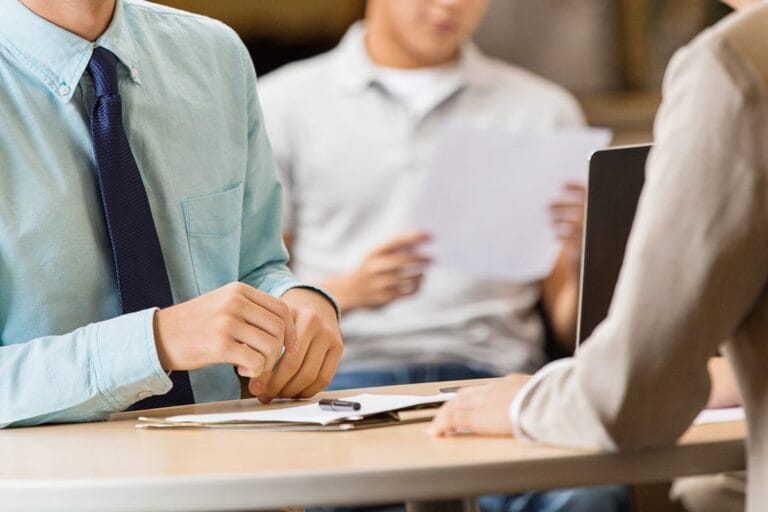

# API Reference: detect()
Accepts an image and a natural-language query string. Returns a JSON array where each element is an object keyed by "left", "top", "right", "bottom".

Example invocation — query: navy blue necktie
[{"left": 88, "top": 47, "right": 194, "bottom": 409}]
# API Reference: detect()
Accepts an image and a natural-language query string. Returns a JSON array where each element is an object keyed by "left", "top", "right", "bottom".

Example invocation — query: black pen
[
  {"left": 318, "top": 399, "right": 362, "bottom": 412},
  {"left": 439, "top": 384, "right": 487, "bottom": 393}
]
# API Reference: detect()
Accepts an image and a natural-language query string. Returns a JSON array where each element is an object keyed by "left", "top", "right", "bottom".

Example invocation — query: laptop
[{"left": 576, "top": 145, "right": 651, "bottom": 345}]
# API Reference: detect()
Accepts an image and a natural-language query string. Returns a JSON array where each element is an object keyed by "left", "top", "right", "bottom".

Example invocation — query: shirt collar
[
  {"left": 333, "top": 21, "right": 494, "bottom": 95},
  {"left": 0, "top": 0, "right": 141, "bottom": 104}
]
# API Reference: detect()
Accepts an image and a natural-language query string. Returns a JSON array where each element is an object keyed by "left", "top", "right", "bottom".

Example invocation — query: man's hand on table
[
  {"left": 250, "top": 287, "right": 343, "bottom": 403},
  {"left": 430, "top": 374, "right": 530, "bottom": 437},
  {"left": 154, "top": 282, "right": 295, "bottom": 379}
]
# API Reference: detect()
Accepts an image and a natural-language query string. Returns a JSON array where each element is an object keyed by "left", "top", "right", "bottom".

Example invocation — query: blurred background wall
[
  {"left": 153, "top": 0, "right": 732, "bottom": 144},
  {"left": 475, "top": 0, "right": 619, "bottom": 92}
]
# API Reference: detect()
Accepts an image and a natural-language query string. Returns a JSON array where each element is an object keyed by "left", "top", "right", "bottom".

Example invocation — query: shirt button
[
  {"left": 58, "top": 84, "right": 71, "bottom": 96},
  {"left": 131, "top": 66, "right": 140, "bottom": 80},
  {"left": 136, "top": 391, "right": 153, "bottom": 400}
]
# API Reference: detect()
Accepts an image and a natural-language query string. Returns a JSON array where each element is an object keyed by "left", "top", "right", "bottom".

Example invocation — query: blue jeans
[
  {"left": 326, "top": 362, "right": 496, "bottom": 390},
  {"left": 317, "top": 363, "right": 631, "bottom": 512},
  {"left": 479, "top": 486, "right": 630, "bottom": 512}
]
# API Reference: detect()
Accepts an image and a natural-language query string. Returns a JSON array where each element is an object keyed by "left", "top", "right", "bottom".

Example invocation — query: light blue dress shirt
[{"left": 0, "top": 0, "right": 304, "bottom": 427}]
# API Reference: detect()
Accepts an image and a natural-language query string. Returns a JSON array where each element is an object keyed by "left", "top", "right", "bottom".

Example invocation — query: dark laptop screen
[{"left": 577, "top": 145, "right": 650, "bottom": 344}]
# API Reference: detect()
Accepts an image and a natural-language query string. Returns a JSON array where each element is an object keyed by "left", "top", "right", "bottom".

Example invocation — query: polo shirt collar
[
  {"left": 458, "top": 42, "right": 497, "bottom": 90},
  {"left": 332, "top": 22, "right": 376, "bottom": 93},
  {"left": 0, "top": 0, "right": 141, "bottom": 104},
  {"left": 333, "top": 21, "right": 493, "bottom": 94}
]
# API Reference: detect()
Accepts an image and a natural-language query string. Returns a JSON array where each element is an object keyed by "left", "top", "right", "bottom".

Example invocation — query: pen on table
[
  {"left": 439, "top": 384, "right": 487, "bottom": 393},
  {"left": 319, "top": 399, "right": 362, "bottom": 412}
]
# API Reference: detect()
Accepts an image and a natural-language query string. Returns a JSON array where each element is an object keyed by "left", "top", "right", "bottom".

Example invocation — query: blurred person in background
[{"left": 260, "top": 0, "right": 627, "bottom": 511}]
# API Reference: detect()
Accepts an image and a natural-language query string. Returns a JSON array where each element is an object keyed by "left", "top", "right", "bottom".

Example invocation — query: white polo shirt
[{"left": 259, "top": 22, "right": 585, "bottom": 374}]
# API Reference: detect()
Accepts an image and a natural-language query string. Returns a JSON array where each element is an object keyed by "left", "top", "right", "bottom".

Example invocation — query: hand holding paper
[
  {"left": 549, "top": 181, "right": 588, "bottom": 272},
  {"left": 321, "top": 231, "right": 432, "bottom": 312},
  {"left": 410, "top": 127, "right": 611, "bottom": 282}
]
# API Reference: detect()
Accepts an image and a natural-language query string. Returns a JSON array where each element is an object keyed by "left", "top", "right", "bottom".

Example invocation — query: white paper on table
[
  {"left": 694, "top": 406, "right": 745, "bottom": 425},
  {"left": 156, "top": 393, "right": 454, "bottom": 426},
  {"left": 410, "top": 127, "right": 612, "bottom": 282}
]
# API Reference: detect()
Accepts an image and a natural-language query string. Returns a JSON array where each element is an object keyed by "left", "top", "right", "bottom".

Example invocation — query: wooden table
[{"left": 0, "top": 380, "right": 746, "bottom": 512}]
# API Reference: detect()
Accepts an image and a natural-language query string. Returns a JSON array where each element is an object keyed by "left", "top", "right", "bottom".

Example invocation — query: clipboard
[{"left": 136, "top": 393, "right": 451, "bottom": 431}]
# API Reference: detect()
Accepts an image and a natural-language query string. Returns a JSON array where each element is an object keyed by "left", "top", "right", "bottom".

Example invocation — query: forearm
[
  {"left": 707, "top": 357, "right": 742, "bottom": 409},
  {"left": 541, "top": 248, "right": 579, "bottom": 354},
  {"left": 0, "top": 310, "right": 171, "bottom": 428},
  {"left": 320, "top": 273, "right": 362, "bottom": 313}
]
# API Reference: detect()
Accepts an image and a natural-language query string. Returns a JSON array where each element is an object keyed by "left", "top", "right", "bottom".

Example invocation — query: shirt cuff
[
  {"left": 92, "top": 308, "right": 173, "bottom": 410},
  {"left": 509, "top": 357, "right": 575, "bottom": 441}
]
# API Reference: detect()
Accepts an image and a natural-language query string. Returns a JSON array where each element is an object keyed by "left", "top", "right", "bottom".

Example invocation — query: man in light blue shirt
[{"left": 0, "top": 0, "right": 342, "bottom": 428}]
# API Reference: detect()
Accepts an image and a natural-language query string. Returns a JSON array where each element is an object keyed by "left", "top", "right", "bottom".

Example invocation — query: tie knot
[{"left": 88, "top": 46, "right": 119, "bottom": 97}]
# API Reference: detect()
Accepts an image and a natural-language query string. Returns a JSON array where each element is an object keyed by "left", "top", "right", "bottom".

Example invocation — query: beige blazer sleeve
[{"left": 514, "top": 22, "right": 768, "bottom": 452}]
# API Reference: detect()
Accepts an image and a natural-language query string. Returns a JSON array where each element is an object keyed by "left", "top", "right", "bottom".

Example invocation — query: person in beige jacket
[{"left": 432, "top": 2, "right": 768, "bottom": 512}]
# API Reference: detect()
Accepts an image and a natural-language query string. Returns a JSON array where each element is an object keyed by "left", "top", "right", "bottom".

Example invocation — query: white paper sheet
[
  {"left": 410, "top": 127, "right": 612, "bottom": 282},
  {"left": 158, "top": 393, "right": 454, "bottom": 426},
  {"left": 694, "top": 407, "right": 745, "bottom": 425}
]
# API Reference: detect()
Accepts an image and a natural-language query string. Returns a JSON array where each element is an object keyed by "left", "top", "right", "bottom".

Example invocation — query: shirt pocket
[{"left": 182, "top": 182, "right": 244, "bottom": 295}]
